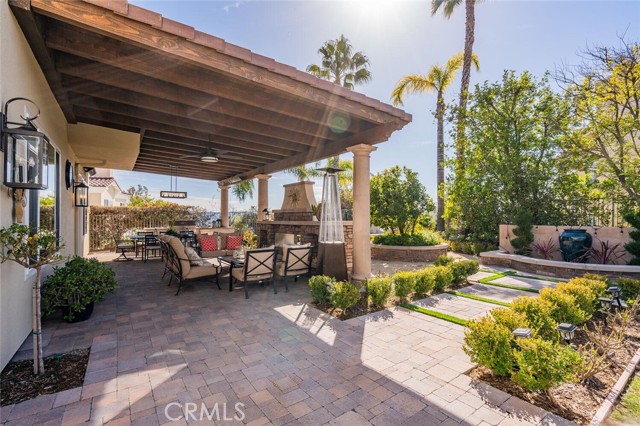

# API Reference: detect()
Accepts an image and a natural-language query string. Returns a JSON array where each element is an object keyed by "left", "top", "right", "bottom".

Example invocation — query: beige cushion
[
  {"left": 167, "top": 236, "right": 190, "bottom": 276},
  {"left": 232, "top": 267, "right": 273, "bottom": 282},
  {"left": 185, "top": 246, "right": 207, "bottom": 266},
  {"left": 185, "top": 265, "right": 219, "bottom": 280},
  {"left": 281, "top": 243, "right": 310, "bottom": 261}
]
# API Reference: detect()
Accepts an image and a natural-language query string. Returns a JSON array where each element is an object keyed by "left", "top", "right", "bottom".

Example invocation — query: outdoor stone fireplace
[{"left": 256, "top": 181, "right": 353, "bottom": 272}]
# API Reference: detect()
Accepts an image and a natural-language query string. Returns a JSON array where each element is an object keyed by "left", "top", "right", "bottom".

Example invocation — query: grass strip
[
  {"left": 399, "top": 303, "right": 468, "bottom": 326},
  {"left": 446, "top": 291, "right": 511, "bottom": 307},
  {"left": 479, "top": 281, "right": 540, "bottom": 294},
  {"left": 613, "top": 373, "right": 640, "bottom": 421}
]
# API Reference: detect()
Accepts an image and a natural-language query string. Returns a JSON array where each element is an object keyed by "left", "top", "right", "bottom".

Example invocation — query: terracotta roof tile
[{"left": 89, "top": 177, "right": 116, "bottom": 188}]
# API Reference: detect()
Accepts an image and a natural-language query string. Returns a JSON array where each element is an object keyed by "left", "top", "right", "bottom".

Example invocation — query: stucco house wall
[{"left": 0, "top": 2, "right": 81, "bottom": 370}]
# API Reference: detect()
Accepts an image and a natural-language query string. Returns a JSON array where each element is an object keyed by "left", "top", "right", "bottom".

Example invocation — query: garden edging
[
  {"left": 480, "top": 250, "right": 640, "bottom": 279},
  {"left": 590, "top": 347, "right": 640, "bottom": 426},
  {"left": 371, "top": 243, "right": 449, "bottom": 262}
]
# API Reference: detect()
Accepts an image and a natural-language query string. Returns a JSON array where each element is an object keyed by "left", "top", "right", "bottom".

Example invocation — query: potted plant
[
  {"left": 0, "top": 224, "right": 62, "bottom": 375},
  {"left": 42, "top": 256, "right": 117, "bottom": 322}
]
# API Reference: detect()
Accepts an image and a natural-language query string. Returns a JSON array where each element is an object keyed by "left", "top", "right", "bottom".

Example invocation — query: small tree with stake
[
  {"left": 0, "top": 224, "right": 62, "bottom": 375},
  {"left": 623, "top": 209, "right": 640, "bottom": 265}
]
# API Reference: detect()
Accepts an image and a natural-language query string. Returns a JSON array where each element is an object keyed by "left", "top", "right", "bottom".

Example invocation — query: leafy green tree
[
  {"left": 446, "top": 71, "right": 592, "bottom": 245},
  {"left": 306, "top": 34, "right": 372, "bottom": 89},
  {"left": 432, "top": 0, "right": 481, "bottom": 167},
  {"left": 370, "top": 166, "right": 435, "bottom": 234},
  {"left": 391, "top": 52, "right": 479, "bottom": 232},
  {"left": 127, "top": 185, "right": 155, "bottom": 207},
  {"left": 556, "top": 39, "right": 640, "bottom": 202}
]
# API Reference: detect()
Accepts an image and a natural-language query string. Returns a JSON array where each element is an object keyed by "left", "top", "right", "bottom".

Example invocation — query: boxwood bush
[
  {"left": 329, "top": 281, "right": 360, "bottom": 311},
  {"left": 510, "top": 296, "right": 558, "bottom": 341},
  {"left": 449, "top": 260, "right": 479, "bottom": 284},
  {"left": 414, "top": 268, "right": 436, "bottom": 295},
  {"left": 393, "top": 271, "right": 416, "bottom": 300},
  {"left": 464, "top": 316, "right": 515, "bottom": 377},
  {"left": 309, "top": 275, "right": 332, "bottom": 303},
  {"left": 367, "top": 277, "right": 393, "bottom": 308},
  {"left": 617, "top": 278, "right": 640, "bottom": 302},
  {"left": 372, "top": 232, "right": 440, "bottom": 246},
  {"left": 432, "top": 266, "right": 454, "bottom": 292},
  {"left": 539, "top": 288, "right": 591, "bottom": 325}
]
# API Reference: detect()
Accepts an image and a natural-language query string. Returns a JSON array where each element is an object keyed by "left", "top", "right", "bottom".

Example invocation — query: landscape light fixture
[
  {"left": 512, "top": 328, "right": 532, "bottom": 339},
  {"left": 161, "top": 166, "right": 187, "bottom": 199},
  {"left": 556, "top": 323, "right": 577, "bottom": 344},
  {"left": 2, "top": 97, "right": 49, "bottom": 190},
  {"left": 606, "top": 286, "right": 627, "bottom": 309},
  {"left": 598, "top": 297, "right": 613, "bottom": 311}
]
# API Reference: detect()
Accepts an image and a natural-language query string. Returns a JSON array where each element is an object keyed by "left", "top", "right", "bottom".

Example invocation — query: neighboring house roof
[{"left": 88, "top": 177, "right": 130, "bottom": 196}]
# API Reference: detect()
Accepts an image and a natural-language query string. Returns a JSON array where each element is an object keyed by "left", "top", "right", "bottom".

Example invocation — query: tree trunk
[
  {"left": 436, "top": 91, "right": 446, "bottom": 232},
  {"left": 32, "top": 267, "right": 44, "bottom": 375},
  {"left": 456, "top": 0, "right": 476, "bottom": 169}
]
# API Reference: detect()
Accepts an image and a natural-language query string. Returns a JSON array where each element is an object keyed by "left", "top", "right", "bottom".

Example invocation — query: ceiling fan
[{"left": 179, "top": 146, "right": 241, "bottom": 163}]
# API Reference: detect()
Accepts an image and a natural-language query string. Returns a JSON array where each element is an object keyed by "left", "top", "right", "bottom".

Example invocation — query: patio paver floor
[{"left": 1, "top": 253, "right": 575, "bottom": 425}]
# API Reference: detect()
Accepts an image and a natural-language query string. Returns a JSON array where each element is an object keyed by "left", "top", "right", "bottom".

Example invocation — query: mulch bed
[
  {"left": 469, "top": 313, "right": 640, "bottom": 425},
  {"left": 0, "top": 348, "right": 90, "bottom": 407}
]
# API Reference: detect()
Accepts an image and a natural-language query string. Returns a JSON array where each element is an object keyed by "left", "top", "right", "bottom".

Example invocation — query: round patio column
[
  {"left": 347, "top": 144, "right": 377, "bottom": 282},
  {"left": 256, "top": 174, "right": 271, "bottom": 221},
  {"left": 219, "top": 183, "right": 230, "bottom": 228}
]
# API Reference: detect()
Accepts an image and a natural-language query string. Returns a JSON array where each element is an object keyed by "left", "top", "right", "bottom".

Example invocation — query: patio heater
[{"left": 317, "top": 167, "right": 347, "bottom": 281}]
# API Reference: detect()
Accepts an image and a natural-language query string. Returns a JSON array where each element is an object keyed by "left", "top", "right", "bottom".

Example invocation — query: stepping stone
[
  {"left": 490, "top": 275, "right": 558, "bottom": 292},
  {"left": 455, "top": 283, "right": 536, "bottom": 304},
  {"left": 411, "top": 293, "right": 498, "bottom": 321}
]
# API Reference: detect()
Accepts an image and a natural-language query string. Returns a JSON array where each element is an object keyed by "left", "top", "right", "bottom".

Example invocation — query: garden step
[
  {"left": 454, "top": 283, "right": 536, "bottom": 304},
  {"left": 487, "top": 275, "right": 558, "bottom": 292},
  {"left": 411, "top": 292, "right": 498, "bottom": 321}
]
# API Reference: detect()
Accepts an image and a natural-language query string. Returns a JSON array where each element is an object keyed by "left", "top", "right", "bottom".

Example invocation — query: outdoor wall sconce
[
  {"left": 262, "top": 208, "right": 269, "bottom": 221},
  {"left": 2, "top": 98, "right": 49, "bottom": 190},
  {"left": 512, "top": 328, "right": 532, "bottom": 339},
  {"left": 74, "top": 181, "right": 89, "bottom": 207},
  {"left": 556, "top": 323, "right": 577, "bottom": 344}
]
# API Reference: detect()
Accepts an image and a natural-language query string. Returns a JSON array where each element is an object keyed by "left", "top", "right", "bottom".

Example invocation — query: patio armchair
[
  {"left": 164, "top": 235, "right": 221, "bottom": 295},
  {"left": 231, "top": 247, "right": 278, "bottom": 299},
  {"left": 276, "top": 245, "right": 313, "bottom": 292},
  {"left": 114, "top": 237, "right": 134, "bottom": 262}
]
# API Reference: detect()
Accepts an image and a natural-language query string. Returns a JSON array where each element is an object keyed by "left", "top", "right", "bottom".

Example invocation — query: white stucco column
[
  {"left": 346, "top": 144, "right": 377, "bottom": 281},
  {"left": 256, "top": 174, "right": 271, "bottom": 221},
  {"left": 219, "top": 183, "right": 230, "bottom": 228}
]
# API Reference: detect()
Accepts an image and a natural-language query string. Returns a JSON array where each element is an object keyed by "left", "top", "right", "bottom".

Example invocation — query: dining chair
[
  {"left": 276, "top": 245, "right": 313, "bottom": 292},
  {"left": 136, "top": 231, "right": 154, "bottom": 257},
  {"left": 231, "top": 247, "right": 277, "bottom": 299},
  {"left": 143, "top": 234, "right": 162, "bottom": 262},
  {"left": 114, "top": 237, "right": 134, "bottom": 261}
]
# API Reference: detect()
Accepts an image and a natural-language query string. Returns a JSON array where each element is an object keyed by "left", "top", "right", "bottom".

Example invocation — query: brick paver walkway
[{"left": 1, "top": 255, "right": 575, "bottom": 425}]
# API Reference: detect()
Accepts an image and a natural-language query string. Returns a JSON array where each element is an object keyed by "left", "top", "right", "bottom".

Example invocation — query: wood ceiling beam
[
  {"left": 59, "top": 70, "right": 340, "bottom": 140},
  {"left": 135, "top": 155, "right": 246, "bottom": 175},
  {"left": 65, "top": 86, "right": 325, "bottom": 148},
  {"left": 33, "top": 1, "right": 408, "bottom": 124},
  {"left": 72, "top": 106, "right": 304, "bottom": 158},
  {"left": 137, "top": 148, "right": 261, "bottom": 170},
  {"left": 8, "top": 0, "right": 76, "bottom": 122},
  {"left": 132, "top": 162, "right": 223, "bottom": 181},
  {"left": 139, "top": 140, "right": 267, "bottom": 166}
]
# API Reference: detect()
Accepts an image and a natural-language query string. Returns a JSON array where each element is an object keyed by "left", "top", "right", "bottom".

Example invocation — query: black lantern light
[
  {"left": 607, "top": 286, "right": 628, "bottom": 309},
  {"left": 74, "top": 181, "right": 89, "bottom": 207},
  {"left": 262, "top": 208, "right": 269, "bottom": 221},
  {"left": 2, "top": 98, "right": 48, "bottom": 190},
  {"left": 512, "top": 328, "right": 532, "bottom": 339},
  {"left": 598, "top": 296, "right": 613, "bottom": 311},
  {"left": 556, "top": 323, "right": 577, "bottom": 344}
]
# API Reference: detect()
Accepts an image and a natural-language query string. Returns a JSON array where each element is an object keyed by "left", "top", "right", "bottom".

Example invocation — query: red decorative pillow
[
  {"left": 199, "top": 235, "right": 217, "bottom": 251},
  {"left": 226, "top": 235, "right": 243, "bottom": 250}
]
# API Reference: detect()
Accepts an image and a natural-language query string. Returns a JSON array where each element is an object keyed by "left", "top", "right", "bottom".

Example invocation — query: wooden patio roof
[{"left": 9, "top": 0, "right": 411, "bottom": 182}]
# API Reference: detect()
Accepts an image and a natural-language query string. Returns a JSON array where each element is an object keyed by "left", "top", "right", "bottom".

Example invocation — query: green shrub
[
  {"left": 491, "top": 307, "right": 528, "bottom": 331},
  {"left": 510, "top": 296, "right": 557, "bottom": 341},
  {"left": 434, "top": 255, "right": 454, "bottom": 267},
  {"left": 414, "top": 268, "right": 436, "bottom": 295},
  {"left": 432, "top": 266, "right": 454, "bottom": 291},
  {"left": 617, "top": 278, "right": 640, "bottom": 301},
  {"left": 42, "top": 256, "right": 117, "bottom": 322},
  {"left": 510, "top": 211, "right": 534, "bottom": 255},
  {"left": 512, "top": 337, "right": 583, "bottom": 391},
  {"left": 393, "top": 271, "right": 416, "bottom": 300},
  {"left": 464, "top": 316, "right": 515, "bottom": 377},
  {"left": 582, "top": 273, "right": 610, "bottom": 285},
  {"left": 309, "top": 275, "right": 332, "bottom": 303},
  {"left": 623, "top": 209, "right": 640, "bottom": 265},
  {"left": 569, "top": 277, "right": 607, "bottom": 298},
  {"left": 329, "top": 281, "right": 361, "bottom": 311},
  {"left": 449, "top": 260, "right": 479, "bottom": 283},
  {"left": 367, "top": 277, "right": 393, "bottom": 308},
  {"left": 372, "top": 233, "right": 439, "bottom": 246},
  {"left": 539, "top": 288, "right": 591, "bottom": 325},
  {"left": 555, "top": 281, "right": 599, "bottom": 317}
]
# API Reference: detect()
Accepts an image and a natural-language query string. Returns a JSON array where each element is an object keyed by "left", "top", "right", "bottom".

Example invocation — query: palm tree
[
  {"left": 285, "top": 162, "right": 323, "bottom": 182},
  {"left": 391, "top": 52, "right": 479, "bottom": 232},
  {"left": 232, "top": 179, "right": 254, "bottom": 202},
  {"left": 432, "top": 0, "right": 479, "bottom": 166},
  {"left": 306, "top": 34, "right": 372, "bottom": 89}
]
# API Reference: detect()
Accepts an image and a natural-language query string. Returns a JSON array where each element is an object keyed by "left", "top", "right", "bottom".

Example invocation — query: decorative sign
[{"left": 160, "top": 191, "right": 187, "bottom": 199}]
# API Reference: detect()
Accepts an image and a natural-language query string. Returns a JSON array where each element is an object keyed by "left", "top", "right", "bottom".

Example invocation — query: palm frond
[
  {"left": 232, "top": 179, "right": 255, "bottom": 202},
  {"left": 391, "top": 74, "right": 435, "bottom": 106}
]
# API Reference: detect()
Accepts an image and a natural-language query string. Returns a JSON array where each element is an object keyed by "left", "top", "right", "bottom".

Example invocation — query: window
[
  {"left": 104, "top": 199, "right": 112, "bottom": 206},
  {"left": 29, "top": 140, "right": 60, "bottom": 239}
]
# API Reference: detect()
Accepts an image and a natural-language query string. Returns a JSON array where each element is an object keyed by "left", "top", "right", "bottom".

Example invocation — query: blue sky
[{"left": 116, "top": 0, "right": 640, "bottom": 212}]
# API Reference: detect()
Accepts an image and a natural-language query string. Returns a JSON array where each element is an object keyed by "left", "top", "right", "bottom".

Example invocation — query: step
[
  {"left": 411, "top": 293, "right": 498, "bottom": 321},
  {"left": 454, "top": 283, "right": 536, "bottom": 304},
  {"left": 487, "top": 275, "right": 558, "bottom": 292}
]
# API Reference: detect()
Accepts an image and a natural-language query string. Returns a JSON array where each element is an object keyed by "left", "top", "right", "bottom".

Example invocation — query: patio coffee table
[{"left": 218, "top": 256, "right": 244, "bottom": 292}]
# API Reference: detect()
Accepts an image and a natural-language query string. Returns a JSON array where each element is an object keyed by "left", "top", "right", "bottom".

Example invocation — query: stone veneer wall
[
  {"left": 274, "top": 211, "right": 315, "bottom": 222},
  {"left": 371, "top": 244, "right": 449, "bottom": 262},
  {"left": 256, "top": 221, "right": 353, "bottom": 272}
]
